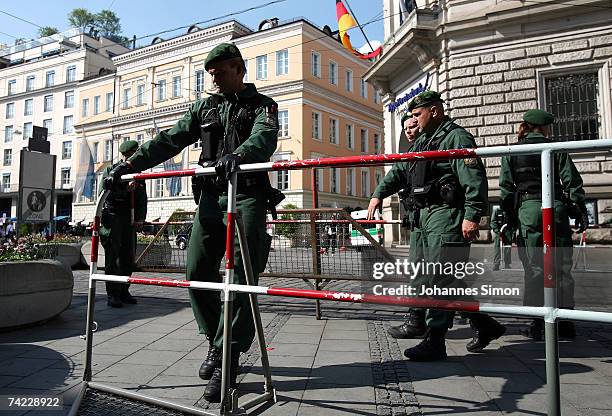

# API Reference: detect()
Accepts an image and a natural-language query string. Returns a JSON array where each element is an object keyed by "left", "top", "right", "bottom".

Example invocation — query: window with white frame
[
  {"left": 346, "top": 168, "right": 355, "bottom": 196},
  {"left": 346, "top": 124, "right": 354, "bottom": 149},
  {"left": 312, "top": 112, "right": 321, "bottom": 140},
  {"left": 330, "top": 167, "right": 339, "bottom": 193},
  {"left": 360, "top": 128, "right": 368, "bottom": 153},
  {"left": 374, "top": 89, "right": 381, "bottom": 104},
  {"left": 361, "top": 169, "right": 370, "bottom": 197},
  {"left": 6, "top": 102, "right": 14, "bottom": 118},
  {"left": 374, "top": 133, "right": 380, "bottom": 154},
  {"left": 136, "top": 134, "right": 144, "bottom": 145},
  {"left": 276, "top": 49, "right": 288, "bottom": 76},
  {"left": 256, "top": 55, "right": 268, "bottom": 80},
  {"left": 195, "top": 70, "right": 205, "bottom": 98},
  {"left": 62, "top": 141, "right": 72, "bottom": 159},
  {"left": 329, "top": 61, "right": 338, "bottom": 85},
  {"left": 92, "top": 142, "right": 99, "bottom": 163},
  {"left": 136, "top": 84, "right": 145, "bottom": 105},
  {"left": 65, "top": 90, "right": 74, "bottom": 108},
  {"left": 23, "top": 122, "right": 33, "bottom": 139},
  {"left": 3, "top": 149, "right": 12, "bottom": 166},
  {"left": 360, "top": 78, "right": 368, "bottom": 98},
  {"left": 61, "top": 168, "right": 71, "bottom": 187},
  {"left": 63, "top": 116, "right": 74, "bottom": 134},
  {"left": 82, "top": 98, "right": 89, "bottom": 117},
  {"left": 272, "top": 153, "right": 290, "bottom": 190},
  {"left": 329, "top": 118, "right": 339, "bottom": 144},
  {"left": 26, "top": 75, "right": 35, "bottom": 92},
  {"left": 172, "top": 76, "right": 181, "bottom": 98},
  {"left": 311, "top": 52, "right": 321, "bottom": 78},
  {"left": 104, "top": 139, "right": 112, "bottom": 161},
  {"left": 24, "top": 99, "right": 33, "bottom": 116},
  {"left": 315, "top": 168, "right": 324, "bottom": 192},
  {"left": 106, "top": 92, "right": 113, "bottom": 112},
  {"left": 7, "top": 79, "right": 16, "bottom": 95},
  {"left": 278, "top": 110, "right": 289, "bottom": 138},
  {"left": 153, "top": 178, "right": 164, "bottom": 198},
  {"left": 157, "top": 79, "right": 167, "bottom": 101},
  {"left": 66, "top": 65, "right": 77, "bottom": 83},
  {"left": 4, "top": 126, "right": 13, "bottom": 143},
  {"left": 46, "top": 70, "right": 55, "bottom": 87},
  {"left": 43, "top": 119, "right": 52, "bottom": 134},
  {"left": 93, "top": 95, "right": 101, "bottom": 114},
  {"left": 345, "top": 69, "right": 353, "bottom": 92},
  {"left": 2, "top": 174, "right": 10, "bottom": 192},
  {"left": 44, "top": 95, "right": 53, "bottom": 112},
  {"left": 123, "top": 87, "right": 131, "bottom": 109}
]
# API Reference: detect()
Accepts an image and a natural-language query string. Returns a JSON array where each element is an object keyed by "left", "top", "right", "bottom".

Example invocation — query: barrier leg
[
  {"left": 83, "top": 215, "right": 101, "bottom": 382},
  {"left": 220, "top": 172, "right": 238, "bottom": 414},
  {"left": 235, "top": 217, "right": 277, "bottom": 409},
  {"left": 541, "top": 150, "right": 561, "bottom": 416}
]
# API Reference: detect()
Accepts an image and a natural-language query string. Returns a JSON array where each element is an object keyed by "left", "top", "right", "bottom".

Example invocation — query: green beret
[
  {"left": 407, "top": 90, "right": 442, "bottom": 111},
  {"left": 204, "top": 43, "right": 243, "bottom": 70},
  {"left": 119, "top": 140, "right": 138, "bottom": 154},
  {"left": 523, "top": 109, "right": 554, "bottom": 126}
]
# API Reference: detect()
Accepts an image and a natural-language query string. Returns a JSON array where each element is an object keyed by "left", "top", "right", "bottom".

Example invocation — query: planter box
[{"left": 0, "top": 260, "right": 73, "bottom": 330}]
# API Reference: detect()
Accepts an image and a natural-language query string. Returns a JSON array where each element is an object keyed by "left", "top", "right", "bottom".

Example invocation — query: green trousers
[
  {"left": 414, "top": 204, "right": 471, "bottom": 329},
  {"left": 517, "top": 200, "right": 574, "bottom": 308},
  {"left": 100, "top": 213, "right": 135, "bottom": 297},
  {"left": 186, "top": 190, "right": 271, "bottom": 353}
]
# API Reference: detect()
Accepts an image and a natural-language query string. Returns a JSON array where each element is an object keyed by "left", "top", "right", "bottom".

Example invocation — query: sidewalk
[{"left": 1, "top": 270, "right": 611, "bottom": 415}]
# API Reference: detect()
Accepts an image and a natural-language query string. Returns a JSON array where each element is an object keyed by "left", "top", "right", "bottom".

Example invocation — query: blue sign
[{"left": 387, "top": 73, "right": 431, "bottom": 113}]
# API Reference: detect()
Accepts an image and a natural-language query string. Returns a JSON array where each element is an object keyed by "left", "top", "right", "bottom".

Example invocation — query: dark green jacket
[
  {"left": 128, "top": 83, "right": 278, "bottom": 172},
  {"left": 372, "top": 142, "right": 416, "bottom": 200},
  {"left": 499, "top": 132, "right": 586, "bottom": 209},
  {"left": 99, "top": 164, "right": 148, "bottom": 221},
  {"left": 413, "top": 117, "right": 488, "bottom": 222}
]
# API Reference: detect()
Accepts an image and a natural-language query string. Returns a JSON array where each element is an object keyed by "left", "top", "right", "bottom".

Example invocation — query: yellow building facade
[{"left": 73, "top": 19, "right": 384, "bottom": 222}]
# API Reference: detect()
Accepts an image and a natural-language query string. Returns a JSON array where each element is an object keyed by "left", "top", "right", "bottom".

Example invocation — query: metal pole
[
  {"left": 541, "top": 149, "right": 560, "bottom": 416},
  {"left": 220, "top": 171, "right": 237, "bottom": 413},
  {"left": 312, "top": 168, "right": 319, "bottom": 209},
  {"left": 235, "top": 217, "right": 276, "bottom": 400}
]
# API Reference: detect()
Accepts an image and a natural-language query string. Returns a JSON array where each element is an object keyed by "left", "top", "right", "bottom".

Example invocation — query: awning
[{"left": 53, "top": 215, "right": 70, "bottom": 221}]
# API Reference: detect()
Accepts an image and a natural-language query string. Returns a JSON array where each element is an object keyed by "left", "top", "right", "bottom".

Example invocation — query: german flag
[{"left": 335, "top": 0, "right": 382, "bottom": 59}]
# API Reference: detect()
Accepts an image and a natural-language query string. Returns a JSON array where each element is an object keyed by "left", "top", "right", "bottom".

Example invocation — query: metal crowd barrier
[{"left": 70, "top": 138, "right": 612, "bottom": 416}]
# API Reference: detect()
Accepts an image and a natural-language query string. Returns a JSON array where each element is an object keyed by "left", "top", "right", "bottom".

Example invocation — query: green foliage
[
  {"left": 93, "top": 10, "right": 121, "bottom": 38},
  {"left": 68, "top": 8, "right": 95, "bottom": 29},
  {"left": 0, "top": 235, "right": 57, "bottom": 262},
  {"left": 38, "top": 26, "right": 59, "bottom": 37},
  {"left": 274, "top": 203, "right": 299, "bottom": 240}
]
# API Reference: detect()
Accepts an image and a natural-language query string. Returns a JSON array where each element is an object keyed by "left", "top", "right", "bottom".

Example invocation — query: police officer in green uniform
[
  {"left": 490, "top": 206, "right": 513, "bottom": 271},
  {"left": 397, "top": 91, "right": 505, "bottom": 361},
  {"left": 103, "top": 43, "right": 278, "bottom": 402},
  {"left": 100, "top": 140, "right": 147, "bottom": 308},
  {"left": 499, "top": 109, "right": 588, "bottom": 340},
  {"left": 368, "top": 115, "right": 428, "bottom": 338}
]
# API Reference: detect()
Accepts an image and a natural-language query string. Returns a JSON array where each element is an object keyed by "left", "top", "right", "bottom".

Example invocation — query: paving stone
[
  {"left": 321, "top": 330, "right": 369, "bottom": 341},
  {"left": 120, "top": 349, "right": 187, "bottom": 366},
  {"left": 95, "top": 363, "right": 167, "bottom": 384}
]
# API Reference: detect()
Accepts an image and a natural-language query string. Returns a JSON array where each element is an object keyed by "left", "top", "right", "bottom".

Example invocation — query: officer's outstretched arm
[
  {"left": 372, "top": 162, "right": 408, "bottom": 201},
  {"left": 557, "top": 152, "right": 586, "bottom": 207},
  {"left": 233, "top": 101, "right": 279, "bottom": 163},
  {"left": 128, "top": 102, "right": 202, "bottom": 172}
]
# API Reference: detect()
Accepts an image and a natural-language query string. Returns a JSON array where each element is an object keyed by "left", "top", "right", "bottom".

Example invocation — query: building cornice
[
  {"left": 0, "top": 81, "right": 79, "bottom": 103},
  {"left": 108, "top": 102, "right": 192, "bottom": 127}
]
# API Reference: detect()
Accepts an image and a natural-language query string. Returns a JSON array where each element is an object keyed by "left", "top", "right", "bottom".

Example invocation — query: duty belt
[{"left": 520, "top": 190, "right": 563, "bottom": 201}]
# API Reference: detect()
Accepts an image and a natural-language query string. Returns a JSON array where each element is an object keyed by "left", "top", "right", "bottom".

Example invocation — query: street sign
[
  {"left": 18, "top": 150, "right": 55, "bottom": 224},
  {"left": 21, "top": 187, "right": 52, "bottom": 222}
]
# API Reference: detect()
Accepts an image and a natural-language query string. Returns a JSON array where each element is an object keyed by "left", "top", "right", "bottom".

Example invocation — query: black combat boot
[
  {"left": 558, "top": 321, "right": 576, "bottom": 339},
  {"left": 203, "top": 352, "right": 240, "bottom": 403},
  {"left": 403, "top": 328, "right": 448, "bottom": 361},
  {"left": 199, "top": 338, "right": 222, "bottom": 380},
  {"left": 466, "top": 314, "right": 506, "bottom": 353},
  {"left": 120, "top": 290, "right": 137, "bottom": 304},
  {"left": 387, "top": 309, "right": 426, "bottom": 339},
  {"left": 107, "top": 295, "right": 122, "bottom": 308}
]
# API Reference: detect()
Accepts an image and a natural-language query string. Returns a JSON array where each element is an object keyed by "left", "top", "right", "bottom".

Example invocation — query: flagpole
[{"left": 343, "top": 0, "right": 376, "bottom": 56}]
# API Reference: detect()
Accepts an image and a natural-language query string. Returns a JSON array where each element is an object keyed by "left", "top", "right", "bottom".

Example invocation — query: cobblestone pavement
[{"left": 0, "top": 270, "right": 611, "bottom": 415}]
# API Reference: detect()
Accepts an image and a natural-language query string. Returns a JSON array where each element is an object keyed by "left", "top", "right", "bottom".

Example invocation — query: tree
[
  {"left": 68, "top": 8, "right": 94, "bottom": 30},
  {"left": 38, "top": 26, "right": 59, "bottom": 37},
  {"left": 94, "top": 10, "right": 121, "bottom": 38}
]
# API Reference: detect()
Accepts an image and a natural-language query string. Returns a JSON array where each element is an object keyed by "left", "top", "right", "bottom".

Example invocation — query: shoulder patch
[{"left": 458, "top": 143, "right": 479, "bottom": 167}]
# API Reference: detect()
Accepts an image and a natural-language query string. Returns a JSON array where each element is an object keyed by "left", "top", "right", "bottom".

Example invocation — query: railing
[{"left": 82, "top": 139, "right": 612, "bottom": 416}]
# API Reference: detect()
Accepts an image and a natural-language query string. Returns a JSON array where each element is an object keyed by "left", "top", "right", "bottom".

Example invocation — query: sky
[{"left": 0, "top": 0, "right": 385, "bottom": 51}]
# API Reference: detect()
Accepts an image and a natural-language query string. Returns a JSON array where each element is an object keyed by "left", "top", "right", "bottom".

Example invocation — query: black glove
[
  {"left": 575, "top": 210, "right": 589, "bottom": 233},
  {"left": 215, "top": 154, "right": 242, "bottom": 182},
  {"left": 103, "top": 162, "right": 134, "bottom": 191}
]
